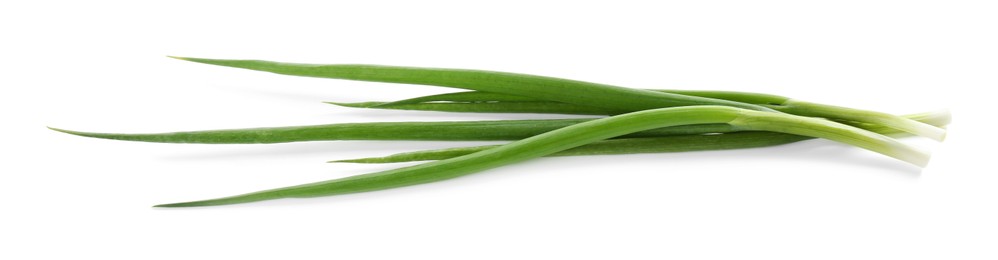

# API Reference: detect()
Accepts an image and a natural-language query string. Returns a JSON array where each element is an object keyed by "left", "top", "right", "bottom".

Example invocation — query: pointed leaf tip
[
  {"left": 48, "top": 126, "right": 80, "bottom": 135},
  {"left": 327, "top": 159, "right": 365, "bottom": 163},
  {"left": 153, "top": 201, "right": 201, "bottom": 208},
  {"left": 323, "top": 101, "right": 351, "bottom": 106},
  {"left": 324, "top": 101, "right": 386, "bottom": 108},
  {"left": 167, "top": 56, "right": 218, "bottom": 64}
]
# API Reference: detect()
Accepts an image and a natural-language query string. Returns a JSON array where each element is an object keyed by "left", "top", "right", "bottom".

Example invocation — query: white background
[{"left": 2, "top": 1, "right": 996, "bottom": 259}]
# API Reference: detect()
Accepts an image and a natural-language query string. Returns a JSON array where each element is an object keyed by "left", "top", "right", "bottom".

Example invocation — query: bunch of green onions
[{"left": 50, "top": 57, "right": 949, "bottom": 207}]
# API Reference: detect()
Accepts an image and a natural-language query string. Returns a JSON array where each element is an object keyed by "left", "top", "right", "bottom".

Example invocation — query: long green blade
[
  {"left": 48, "top": 120, "right": 739, "bottom": 143},
  {"left": 333, "top": 132, "right": 811, "bottom": 164},
  {"left": 349, "top": 89, "right": 946, "bottom": 140},
  {"left": 170, "top": 57, "right": 775, "bottom": 112},
  {"left": 332, "top": 111, "right": 949, "bottom": 164}
]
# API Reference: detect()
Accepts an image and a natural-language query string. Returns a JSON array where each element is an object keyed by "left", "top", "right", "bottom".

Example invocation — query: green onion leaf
[
  {"left": 331, "top": 111, "right": 949, "bottom": 164},
  {"left": 169, "top": 57, "right": 776, "bottom": 112},
  {"left": 155, "top": 106, "right": 929, "bottom": 207}
]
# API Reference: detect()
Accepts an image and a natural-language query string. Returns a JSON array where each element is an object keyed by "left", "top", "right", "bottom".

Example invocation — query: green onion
[
  {"left": 155, "top": 106, "right": 928, "bottom": 207},
  {"left": 332, "top": 111, "right": 949, "bottom": 164},
  {"left": 348, "top": 89, "right": 947, "bottom": 141},
  {"left": 169, "top": 57, "right": 777, "bottom": 112},
  {"left": 52, "top": 110, "right": 930, "bottom": 144},
  {"left": 332, "top": 132, "right": 813, "bottom": 164},
  {"left": 50, "top": 57, "right": 949, "bottom": 207},
  {"left": 47, "top": 119, "right": 745, "bottom": 143}
]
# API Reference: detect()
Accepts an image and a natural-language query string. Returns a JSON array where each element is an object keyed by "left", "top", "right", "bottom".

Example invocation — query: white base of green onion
[
  {"left": 731, "top": 109, "right": 931, "bottom": 167},
  {"left": 774, "top": 99, "right": 947, "bottom": 142}
]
